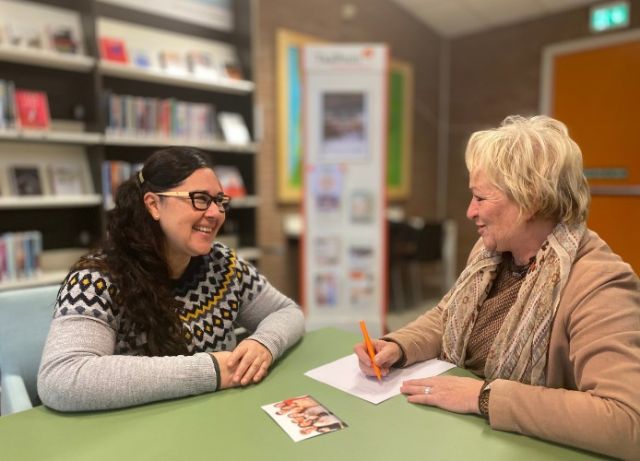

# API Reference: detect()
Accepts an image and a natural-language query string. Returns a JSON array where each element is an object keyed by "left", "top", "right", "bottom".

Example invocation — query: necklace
[{"left": 508, "top": 256, "right": 535, "bottom": 278}]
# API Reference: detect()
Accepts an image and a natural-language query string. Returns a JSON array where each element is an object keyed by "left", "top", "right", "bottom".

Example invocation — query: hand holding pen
[{"left": 354, "top": 320, "right": 403, "bottom": 380}]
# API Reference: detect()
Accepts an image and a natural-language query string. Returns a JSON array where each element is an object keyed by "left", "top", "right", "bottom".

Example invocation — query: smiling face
[
  {"left": 466, "top": 170, "right": 527, "bottom": 255},
  {"left": 144, "top": 167, "right": 225, "bottom": 277}
]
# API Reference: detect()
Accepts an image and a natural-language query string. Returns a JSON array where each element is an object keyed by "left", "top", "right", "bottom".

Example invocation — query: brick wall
[{"left": 447, "top": 0, "right": 640, "bottom": 270}]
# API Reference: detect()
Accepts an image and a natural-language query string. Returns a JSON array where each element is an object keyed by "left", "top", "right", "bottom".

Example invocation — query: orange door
[{"left": 552, "top": 38, "right": 640, "bottom": 273}]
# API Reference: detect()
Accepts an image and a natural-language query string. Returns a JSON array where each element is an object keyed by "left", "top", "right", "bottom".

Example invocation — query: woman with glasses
[{"left": 38, "top": 147, "right": 305, "bottom": 411}]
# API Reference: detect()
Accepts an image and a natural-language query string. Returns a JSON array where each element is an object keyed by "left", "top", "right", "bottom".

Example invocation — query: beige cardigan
[{"left": 384, "top": 230, "right": 640, "bottom": 460}]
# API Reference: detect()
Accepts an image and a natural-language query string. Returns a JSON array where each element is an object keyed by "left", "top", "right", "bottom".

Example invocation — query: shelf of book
[
  {"left": 0, "top": 44, "right": 95, "bottom": 72},
  {"left": 0, "top": 194, "right": 102, "bottom": 209},
  {"left": 98, "top": 60, "right": 254, "bottom": 94},
  {"left": 0, "top": 270, "right": 68, "bottom": 291},
  {"left": 230, "top": 195, "right": 259, "bottom": 208},
  {"left": 103, "top": 134, "right": 257, "bottom": 153},
  {"left": 0, "top": 129, "right": 103, "bottom": 145},
  {"left": 237, "top": 246, "right": 261, "bottom": 261}
]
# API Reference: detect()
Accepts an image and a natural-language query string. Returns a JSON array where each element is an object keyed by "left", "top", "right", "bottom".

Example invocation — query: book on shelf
[
  {"left": 102, "top": 160, "right": 143, "bottom": 209},
  {"left": 8, "top": 165, "right": 43, "bottom": 196},
  {"left": 99, "top": 37, "right": 129, "bottom": 63},
  {"left": 14, "top": 89, "right": 50, "bottom": 130},
  {"left": 214, "top": 165, "right": 246, "bottom": 198},
  {"left": 4, "top": 20, "right": 45, "bottom": 49},
  {"left": 131, "top": 48, "right": 157, "bottom": 71},
  {"left": 49, "top": 163, "right": 85, "bottom": 195},
  {"left": 0, "top": 231, "right": 43, "bottom": 282},
  {"left": 46, "top": 24, "right": 79, "bottom": 54},
  {"left": 218, "top": 112, "right": 250, "bottom": 144},
  {"left": 159, "top": 50, "right": 189, "bottom": 76},
  {"left": 0, "top": 79, "right": 17, "bottom": 129},
  {"left": 223, "top": 61, "right": 244, "bottom": 80},
  {"left": 187, "top": 50, "right": 219, "bottom": 80},
  {"left": 105, "top": 92, "right": 218, "bottom": 140}
]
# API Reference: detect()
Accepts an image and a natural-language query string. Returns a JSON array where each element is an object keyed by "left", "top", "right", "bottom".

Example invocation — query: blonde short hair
[{"left": 465, "top": 115, "right": 590, "bottom": 224}]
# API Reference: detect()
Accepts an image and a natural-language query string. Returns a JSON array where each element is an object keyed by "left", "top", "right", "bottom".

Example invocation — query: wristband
[
  {"left": 478, "top": 380, "right": 492, "bottom": 420},
  {"left": 209, "top": 353, "right": 221, "bottom": 390}
]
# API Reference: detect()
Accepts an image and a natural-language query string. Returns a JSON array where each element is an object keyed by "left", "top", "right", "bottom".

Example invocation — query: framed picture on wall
[
  {"left": 387, "top": 60, "right": 414, "bottom": 200},
  {"left": 276, "top": 28, "right": 414, "bottom": 202},
  {"left": 276, "top": 28, "right": 323, "bottom": 203}
]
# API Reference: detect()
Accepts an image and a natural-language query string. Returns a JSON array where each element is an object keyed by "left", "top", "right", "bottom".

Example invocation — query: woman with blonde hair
[{"left": 355, "top": 115, "right": 640, "bottom": 459}]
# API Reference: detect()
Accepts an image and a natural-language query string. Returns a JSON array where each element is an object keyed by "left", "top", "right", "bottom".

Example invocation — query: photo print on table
[{"left": 262, "top": 395, "right": 348, "bottom": 442}]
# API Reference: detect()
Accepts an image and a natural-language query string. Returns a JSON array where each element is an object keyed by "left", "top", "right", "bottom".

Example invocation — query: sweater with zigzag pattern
[{"left": 37, "top": 243, "right": 304, "bottom": 412}]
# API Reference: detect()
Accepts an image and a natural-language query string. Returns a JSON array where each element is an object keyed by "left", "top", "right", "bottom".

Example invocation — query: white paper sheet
[{"left": 305, "top": 354, "right": 456, "bottom": 404}]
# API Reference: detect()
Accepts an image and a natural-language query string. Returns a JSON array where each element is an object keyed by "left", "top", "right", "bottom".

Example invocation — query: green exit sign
[{"left": 591, "top": 2, "right": 630, "bottom": 32}]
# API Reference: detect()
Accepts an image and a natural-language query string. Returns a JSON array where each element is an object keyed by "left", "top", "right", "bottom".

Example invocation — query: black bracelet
[{"left": 209, "top": 353, "right": 221, "bottom": 390}]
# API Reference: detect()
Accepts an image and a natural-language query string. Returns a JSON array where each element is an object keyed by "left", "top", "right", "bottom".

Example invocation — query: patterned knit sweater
[{"left": 38, "top": 243, "right": 305, "bottom": 412}]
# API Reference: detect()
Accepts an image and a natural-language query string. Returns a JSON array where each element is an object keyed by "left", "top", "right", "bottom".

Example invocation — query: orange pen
[{"left": 359, "top": 320, "right": 382, "bottom": 382}]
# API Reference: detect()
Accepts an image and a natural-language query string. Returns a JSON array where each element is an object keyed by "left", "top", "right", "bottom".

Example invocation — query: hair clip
[{"left": 138, "top": 170, "right": 145, "bottom": 184}]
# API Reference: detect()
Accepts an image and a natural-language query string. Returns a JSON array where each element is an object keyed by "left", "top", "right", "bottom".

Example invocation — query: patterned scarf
[{"left": 440, "top": 222, "right": 585, "bottom": 385}]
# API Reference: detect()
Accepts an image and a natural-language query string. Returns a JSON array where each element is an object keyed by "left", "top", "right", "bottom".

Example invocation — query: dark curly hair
[{"left": 74, "top": 147, "right": 212, "bottom": 356}]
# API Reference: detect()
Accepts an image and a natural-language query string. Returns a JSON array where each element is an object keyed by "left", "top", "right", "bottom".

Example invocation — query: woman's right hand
[
  {"left": 210, "top": 351, "right": 237, "bottom": 389},
  {"left": 353, "top": 340, "right": 402, "bottom": 377}
]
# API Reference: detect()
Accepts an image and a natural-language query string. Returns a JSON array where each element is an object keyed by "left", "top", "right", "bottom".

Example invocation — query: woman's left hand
[
  {"left": 400, "top": 376, "right": 484, "bottom": 414},
  {"left": 227, "top": 339, "right": 273, "bottom": 386}
]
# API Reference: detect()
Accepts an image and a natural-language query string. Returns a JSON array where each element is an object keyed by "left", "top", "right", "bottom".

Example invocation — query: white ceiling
[{"left": 389, "top": 0, "right": 601, "bottom": 38}]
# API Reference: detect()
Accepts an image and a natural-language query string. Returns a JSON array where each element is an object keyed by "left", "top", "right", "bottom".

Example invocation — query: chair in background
[
  {"left": 0, "top": 284, "right": 59, "bottom": 416},
  {"left": 388, "top": 218, "right": 457, "bottom": 310}
]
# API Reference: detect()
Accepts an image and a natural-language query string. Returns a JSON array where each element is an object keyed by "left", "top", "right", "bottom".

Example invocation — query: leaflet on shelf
[
  {"left": 218, "top": 112, "right": 251, "bottom": 144},
  {"left": 49, "top": 163, "right": 85, "bottom": 195}
]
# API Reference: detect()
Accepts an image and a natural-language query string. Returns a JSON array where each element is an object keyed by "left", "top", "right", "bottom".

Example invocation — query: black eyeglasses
[{"left": 156, "top": 191, "right": 231, "bottom": 212}]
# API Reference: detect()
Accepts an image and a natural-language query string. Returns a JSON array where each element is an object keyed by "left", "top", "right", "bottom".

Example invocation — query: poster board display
[{"left": 302, "top": 44, "right": 388, "bottom": 336}]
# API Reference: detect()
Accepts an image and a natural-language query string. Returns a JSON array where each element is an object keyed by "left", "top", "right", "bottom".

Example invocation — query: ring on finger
[{"left": 423, "top": 386, "right": 432, "bottom": 395}]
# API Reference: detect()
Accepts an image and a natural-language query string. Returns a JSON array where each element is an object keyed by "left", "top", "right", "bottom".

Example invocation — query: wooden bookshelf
[{"left": 0, "top": 0, "right": 258, "bottom": 276}]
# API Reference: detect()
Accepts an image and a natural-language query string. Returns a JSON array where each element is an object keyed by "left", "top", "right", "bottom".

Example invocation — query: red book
[
  {"left": 14, "top": 90, "right": 50, "bottom": 129},
  {"left": 99, "top": 37, "right": 129, "bottom": 63}
]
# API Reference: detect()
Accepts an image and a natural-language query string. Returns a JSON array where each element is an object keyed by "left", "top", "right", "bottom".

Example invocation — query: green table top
[{"left": 0, "top": 328, "right": 604, "bottom": 461}]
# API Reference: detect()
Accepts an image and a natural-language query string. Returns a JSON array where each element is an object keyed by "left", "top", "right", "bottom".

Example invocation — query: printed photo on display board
[
  {"left": 348, "top": 246, "right": 375, "bottom": 308},
  {"left": 314, "top": 271, "right": 339, "bottom": 307},
  {"left": 349, "top": 189, "right": 374, "bottom": 223},
  {"left": 320, "top": 92, "right": 368, "bottom": 159},
  {"left": 262, "top": 395, "right": 348, "bottom": 442},
  {"left": 310, "top": 164, "right": 343, "bottom": 215},
  {"left": 314, "top": 236, "right": 341, "bottom": 266}
]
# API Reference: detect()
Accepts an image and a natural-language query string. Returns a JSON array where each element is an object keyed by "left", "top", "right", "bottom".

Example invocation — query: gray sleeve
[
  {"left": 37, "top": 315, "right": 218, "bottom": 412},
  {"left": 236, "top": 282, "right": 305, "bottom": 361}
]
